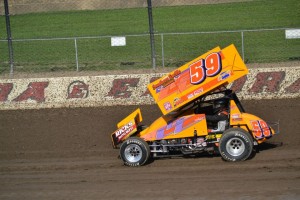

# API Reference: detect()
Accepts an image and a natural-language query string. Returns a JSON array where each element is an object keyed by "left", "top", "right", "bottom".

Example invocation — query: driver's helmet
[{"left": 214, "top": 99, "right": 227, "bottom": 110}]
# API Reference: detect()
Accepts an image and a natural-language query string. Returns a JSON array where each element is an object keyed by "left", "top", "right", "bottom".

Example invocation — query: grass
[{"left": 0, "top": 0, "right": 299, "bottom": 73}]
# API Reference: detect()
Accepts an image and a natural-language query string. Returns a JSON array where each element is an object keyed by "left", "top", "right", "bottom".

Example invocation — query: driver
[{"left": 205, "top": 99, "right": 229, "bottom": 124}]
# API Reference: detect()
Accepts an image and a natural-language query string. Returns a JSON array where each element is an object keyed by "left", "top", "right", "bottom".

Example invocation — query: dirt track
[{"left": 1, "top": 98, "right": 300, "bottom": 200}]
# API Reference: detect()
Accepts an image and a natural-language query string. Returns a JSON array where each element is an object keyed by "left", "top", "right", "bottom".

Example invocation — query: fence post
[
  {"left": 147, "top": 0, "right": 156, "bottom": 69},
  {"left": 4, "top": 0, "right": 14, "bottom": 76},
  {"left": 74, "top": 38, "right": 79, "bottom": 71},
  {"left": 161, "top": 34, "right": 165, "bottom": 67},
  {"left": 241, "top": 31, "right": 245, "bottom": 61}
]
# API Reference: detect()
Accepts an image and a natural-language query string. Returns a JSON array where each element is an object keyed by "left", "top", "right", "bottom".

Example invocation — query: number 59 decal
[
  {"left": 189, "top": 52, "right": 222, "bottom": 85},
  {"left": 251, "top": 120, "right": 272, "bottom": 139}
]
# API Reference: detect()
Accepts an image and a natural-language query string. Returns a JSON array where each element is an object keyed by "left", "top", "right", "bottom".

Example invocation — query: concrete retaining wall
[{"left": 0, "top": 66, "right": 299, "bottom": 110}]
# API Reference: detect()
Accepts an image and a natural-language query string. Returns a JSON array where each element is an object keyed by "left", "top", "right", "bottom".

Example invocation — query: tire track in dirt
[{"left": 0, "top": 98, "right": 300, "bottom": 199}]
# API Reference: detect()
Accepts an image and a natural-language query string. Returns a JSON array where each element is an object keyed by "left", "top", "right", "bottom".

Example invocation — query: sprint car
[{"left": 111, "top": 44, "right": 279, "bottom": 166}]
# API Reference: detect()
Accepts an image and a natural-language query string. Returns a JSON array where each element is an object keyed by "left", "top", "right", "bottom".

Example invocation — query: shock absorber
[{"left": 193, "top": 129, "right": 197, "bottom": 144}]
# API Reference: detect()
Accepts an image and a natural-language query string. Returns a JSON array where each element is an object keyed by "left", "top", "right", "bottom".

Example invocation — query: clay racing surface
[{"left": 1, "top": 98, "right": 300, "bottom": 200}]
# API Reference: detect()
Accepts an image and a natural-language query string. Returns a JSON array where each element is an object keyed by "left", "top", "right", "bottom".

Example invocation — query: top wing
[{"left": 148, "top": 44, "right": 248, "bottom": 115}]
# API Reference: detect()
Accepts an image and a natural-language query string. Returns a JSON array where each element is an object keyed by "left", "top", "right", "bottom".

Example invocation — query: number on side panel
[{"left": 251, "top": 120, "right": 271, "bottom": 138}]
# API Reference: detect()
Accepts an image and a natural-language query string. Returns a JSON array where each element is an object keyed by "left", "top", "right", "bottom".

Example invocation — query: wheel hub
[
  {"left": 124, "top": 144, "right": 142, "bottom": 163},
  {"left": 226, "top": 138, "right": 245, "bottom": 157}
]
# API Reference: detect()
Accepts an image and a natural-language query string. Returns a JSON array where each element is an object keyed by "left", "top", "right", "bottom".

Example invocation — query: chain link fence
[{"left": 0, "top": 0, "right": 299, "bottom": 75}]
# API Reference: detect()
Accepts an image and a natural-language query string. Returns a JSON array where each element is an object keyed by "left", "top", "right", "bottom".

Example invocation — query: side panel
[
  {"left": 244, "top": 113, "right": 275, "bottom": 140},
  {"left": 111, "top": 108, "right": 142, "bottom": 148},
  {"left": 112, "top": 119, "right": 137, "bottom": 148},
  {"left": 139, "top": 114, "right": 208, "bottom": 141},
  {"left": 148, "top": 44, "right": 248, "bottom": 115},
  {"left": 230, "top": 111, "right": 276, "bottom": 143}
]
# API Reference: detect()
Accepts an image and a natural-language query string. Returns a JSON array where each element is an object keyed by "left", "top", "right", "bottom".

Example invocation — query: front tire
[
  {"left": 219, "top": 128, "right": 253, "bottom": 162},
  {"left": 120, "top": 137, "right": 150, "bottom": 167}
]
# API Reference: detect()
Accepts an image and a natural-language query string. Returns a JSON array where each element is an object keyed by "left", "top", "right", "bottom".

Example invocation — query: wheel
[
  {"left": 219, "top": 128, "right": 253, "bottom": 162},
  {"left": 120, "top": 137, "right": 150, "bottom": 167}
]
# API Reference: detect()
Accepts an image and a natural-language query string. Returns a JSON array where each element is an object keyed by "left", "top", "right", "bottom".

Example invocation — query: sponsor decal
[
  {"left": 187, "top": 93, "right": 194, "bottom": 99},
  {"left": 218, "top": 70, "right": 231, "bottom": 81},
  {"left": 194, "top": 88, "right": 203, "bottom": 96},
  {"left": 174, "top": 97, "right": 185, "bottom": 107},
  {"left": 173, "top": 97, "right": 180, "bottom": 106},
  {"left": 152, "top": 70, "right": 181, "bottom": 90},
  {"left": 164, "top": 101, "right": 172, "bottom": 111},
  {"left": 115, "top": 121, "right": 136, "bottom": 142},
  {"left": 155, "top": 86, "right": 163, "bottom": 93},
  {"left": 231, "top": 113, "right": 242, "bottom": 121}
]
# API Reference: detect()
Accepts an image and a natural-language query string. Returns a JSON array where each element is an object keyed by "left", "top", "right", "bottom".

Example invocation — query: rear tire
[
  {"left": 219, "top": 128, "right": 253, "bottom": 162},
  {"left": 120, "top": 137, "right": 150, "bottom": 167}
]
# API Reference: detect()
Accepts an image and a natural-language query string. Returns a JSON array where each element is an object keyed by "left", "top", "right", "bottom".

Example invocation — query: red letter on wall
[
  {"left": 230, "top": 76, "right": 247, "bottom": 93},
  {"left": 0, "top": 83, "right": 13, "bottom": 101},
  {"left": 107, "top": 78, "right": 140, "bottom": 98},
  {"left": 13, "top": 82, "right": 49, "bottom": 102},
  {"left": 142, "top": 77, "right": 160, "bottom": 97},
  {"left": 249, "top": 72, "right": 285, "bottom": 93},
  {"left": 285, "top": 78, "right": 300, "bottom": 93},
  {"left": 67, "top": 81, "right": 89, "bottom": 99}
]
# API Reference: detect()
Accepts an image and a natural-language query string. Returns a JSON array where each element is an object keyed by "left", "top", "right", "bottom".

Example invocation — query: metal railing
[
  {"left": 0, "top": 27, "right": 299, "bottom": 74},
  {"left": 1, "top": 0, "right": 299, "bottom": 75}
]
